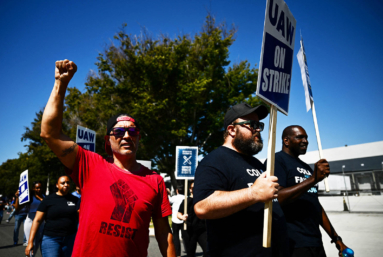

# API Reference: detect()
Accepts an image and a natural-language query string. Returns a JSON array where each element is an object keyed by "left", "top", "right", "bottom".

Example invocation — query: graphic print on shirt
[
  {"left": 294, "top": 166, "right": 317, "bottom": 193},
  {"left": 110, "top": 179, "right": 138, "bottom": 223}
]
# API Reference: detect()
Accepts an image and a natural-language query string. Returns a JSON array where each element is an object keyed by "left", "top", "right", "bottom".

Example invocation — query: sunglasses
[
  {"left": 232, "top": 120, "right": 264, "bottom": 132},
  {"left": 110, "top": 127, "right": 140, "bottom": 137}
]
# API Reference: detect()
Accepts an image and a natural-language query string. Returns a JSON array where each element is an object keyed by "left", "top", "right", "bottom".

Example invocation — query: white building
[{"left": 300, "top": 141, "right": 383, "bottom": 194}]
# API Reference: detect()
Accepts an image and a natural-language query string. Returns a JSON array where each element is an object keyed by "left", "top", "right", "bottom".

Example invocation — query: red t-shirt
[{"left": 67, "top": 147, "right": 172, "bottom": 257}]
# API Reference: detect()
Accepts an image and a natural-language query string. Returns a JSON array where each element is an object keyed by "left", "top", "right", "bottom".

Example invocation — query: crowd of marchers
[{"left": 0, "top": 60, "right": 350, "bottom": 257}]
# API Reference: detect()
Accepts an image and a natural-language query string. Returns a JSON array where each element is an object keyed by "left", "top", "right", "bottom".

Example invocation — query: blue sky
[{"left": 1, "top": 0, "right": 382, "bottom": 165}]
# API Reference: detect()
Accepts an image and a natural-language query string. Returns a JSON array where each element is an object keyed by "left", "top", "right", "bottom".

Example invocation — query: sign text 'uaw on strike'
[{"left": 256, "top": 0, "right": 296, "bottom": 115}]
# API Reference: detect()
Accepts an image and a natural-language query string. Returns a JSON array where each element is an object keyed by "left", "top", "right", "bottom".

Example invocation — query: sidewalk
[
  {"left": 319, "top": 195, "right": 383, "bottom": 213},
  {"left": 321, "top": 212, "right": 383, "bottom": 256}
]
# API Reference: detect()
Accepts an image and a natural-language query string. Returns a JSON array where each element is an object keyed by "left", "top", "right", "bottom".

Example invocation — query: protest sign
[
  {"left": 297, "top": 38, "right": 330, "bottom": 192},
  {"left": 256, "top": 0, "right": 297, "bottom": 247},
  {"left": 19, "top": 169, "right": 29, "bottom": 204},
  {"left": 175, "top": 146, "right": 198, "bottom": 229},
  {"left": 137, "top": 160, "right": 152, "bottom": 169},
  {"left": 256, "top": 0, "right": 296, "bottom": 116},
  {"left": 76, "top": 125, "right": 96, "bottom": 152}
]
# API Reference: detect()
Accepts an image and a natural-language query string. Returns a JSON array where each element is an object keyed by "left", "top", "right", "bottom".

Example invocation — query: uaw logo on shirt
[
  {"left": 67, "top": 201, "right": 75, "bottom": 206},
  {"left": 98, "top": 179, "right": 139, "bottom": 239}
]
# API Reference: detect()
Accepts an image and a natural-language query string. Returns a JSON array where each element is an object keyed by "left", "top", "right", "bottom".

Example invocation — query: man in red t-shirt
[{"left": 41, "top": 59, "right": 175, "bottom": 257}]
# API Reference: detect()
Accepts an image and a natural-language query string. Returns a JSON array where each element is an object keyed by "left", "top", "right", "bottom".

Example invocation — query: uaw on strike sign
[
  {"left": 175, "top": 146, "right": 198, "bottom": 179},
  {"left": 256, "top": 0, "right": 296, "bottom": 115},
  {"left": 76, "top": 125, "right": 96, "bottom": 152},
  {"left": 19, "top": 170, "right": 30, "bottom": 204}
]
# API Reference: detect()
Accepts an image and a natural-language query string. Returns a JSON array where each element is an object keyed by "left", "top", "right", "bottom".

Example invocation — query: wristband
[{"left": 331, "top": 236, "right": 342, "bottom": 244}]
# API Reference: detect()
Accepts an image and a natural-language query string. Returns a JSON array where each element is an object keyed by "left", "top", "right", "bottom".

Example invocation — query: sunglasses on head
[
  {"left": 232, "top": 120, "right": 264, "bottom": 131},
  {"left": 110, "top": 127, "right": 140, "bottom": 137}
]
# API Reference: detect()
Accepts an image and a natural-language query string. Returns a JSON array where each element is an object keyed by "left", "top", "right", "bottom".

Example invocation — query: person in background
[
  {"left": 6, "top": 196, "right": 16, "bottom": 223},
  {"left": 0, "top": 195, "right": 5, "bottom": 224},
  {"left": 71, "top": 187, "right": 81, "bottom": 198},
  {"left": 26, "top": 175, "right": 79, "bottom": 257},
  {"left": 14, "top": 181, "right": 45, "bottom": 250},
  {"left": 169, "top": 185, "right": 187, "bottom": 257},
  {"left": 11, "top": 190, "right": 28, "bottom": 246},
  {"left": 177, "top": 182, "right": 207, "bottom": 257}
]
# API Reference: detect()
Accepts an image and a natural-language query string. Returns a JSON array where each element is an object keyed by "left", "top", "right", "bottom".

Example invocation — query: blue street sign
[{"left": 175, "top": 146, "right": 198, "bottom": 179}]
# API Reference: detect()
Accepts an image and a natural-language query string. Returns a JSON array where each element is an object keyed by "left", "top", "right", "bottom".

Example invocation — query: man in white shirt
[{"left": 169, "top": 186, "right": 187, "bottom": 257}]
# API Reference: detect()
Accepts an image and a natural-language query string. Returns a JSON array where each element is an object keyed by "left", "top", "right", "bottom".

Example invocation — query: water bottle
[{"left": 342, "top": 248, "right": 354, "bottom": 257}]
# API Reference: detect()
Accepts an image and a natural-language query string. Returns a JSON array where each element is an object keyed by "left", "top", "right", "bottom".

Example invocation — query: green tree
[
  {"left": 63, "top": 15, "right": 265, "bottom": 186},
  {"left": 0, "top": 111, "right": 68, "bottom": 197}
]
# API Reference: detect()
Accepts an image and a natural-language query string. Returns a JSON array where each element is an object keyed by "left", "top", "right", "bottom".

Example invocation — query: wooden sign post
[
  {"left": 263, "top": 105, "right": 277, "bottom": 247},
  {"left": 311, "top": 102, "right": 330, "bottom": 191},
  {"left": 175, "top": 146, "right": 198, "bottom": 230},
  {"left": 256, "top": 0, "right": 297, "bottom": 248}
]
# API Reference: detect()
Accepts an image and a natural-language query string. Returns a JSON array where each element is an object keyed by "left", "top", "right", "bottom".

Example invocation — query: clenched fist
[
  {"left": 313, "top": 159, "right": 330, "bottom": 182},
  {"left": 250, "top": 172, "right": 279, "bottom": 203},
  {"left": 55, "top": 59, "right": 77, "bottom": 84}
]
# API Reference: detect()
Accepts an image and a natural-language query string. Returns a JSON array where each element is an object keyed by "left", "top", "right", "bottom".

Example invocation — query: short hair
[
  {"left": 176, "top": 185, "right": 184, "bottom": 195},
  {"left": 282, "top": 125, "right": 304, "bottom": 145},
  {"left": 56, "top": 175, "right": 70, "bottom": 184},
  {"left": 32, "top": 181, "right": 42, "bottom": 188}
]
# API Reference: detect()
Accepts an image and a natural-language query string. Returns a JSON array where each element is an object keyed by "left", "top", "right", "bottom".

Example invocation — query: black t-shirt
[
  {"left": 178, "top": 197, "right": 206, "bottom": 232},
  {"left": 271, "top": 151, "right": 323, "bottom": 249},
  {"left": 194, "top": 146, "right": 288, "bottom": 257},
  {"left": 37, "top": 193, "right": 79, "bottom": 237}
]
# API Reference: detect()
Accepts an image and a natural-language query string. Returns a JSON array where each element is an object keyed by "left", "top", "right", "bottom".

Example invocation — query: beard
[{"left": 233, "top": 131, "right": 263, "bottom": 155}]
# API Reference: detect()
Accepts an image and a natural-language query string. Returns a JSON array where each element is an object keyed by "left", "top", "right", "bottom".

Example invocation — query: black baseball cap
[
  {"left": 104, "top": 114, "right": 140, "bottom": 156},
  {"left": 223, "top": 103, "right": 268, "bottom": 130}
]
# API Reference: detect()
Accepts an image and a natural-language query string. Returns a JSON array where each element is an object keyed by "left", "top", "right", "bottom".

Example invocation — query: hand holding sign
[
  {"left": 313, "top": 159, "right": 330, "bottom": 182},
  {"left": 55, "top": 59, "right": 77, "bottom": 84},
  {"left": 249, "top": 172, "right": 279, "bottom": 202}
]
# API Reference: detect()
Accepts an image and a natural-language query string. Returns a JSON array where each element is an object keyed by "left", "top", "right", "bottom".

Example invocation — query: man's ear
[
  {"left": 227, "top": 125, "right": 236, "bottom": 137},
  {"left": 283, "top": 137, "right": 290, "bottom": 147}
]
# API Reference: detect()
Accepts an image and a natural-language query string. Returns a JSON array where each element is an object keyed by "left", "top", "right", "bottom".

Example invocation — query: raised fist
[{"left": 55, "top": 59, "right": 77, "bottom": 84}]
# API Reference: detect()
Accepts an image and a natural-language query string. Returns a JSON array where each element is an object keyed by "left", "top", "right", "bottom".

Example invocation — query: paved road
[
  {"left": 0, "top": 212, "right": 201, "bottom": 257},
  {"left": 1, "top": 210, "right": 382, "bottom": 256}
]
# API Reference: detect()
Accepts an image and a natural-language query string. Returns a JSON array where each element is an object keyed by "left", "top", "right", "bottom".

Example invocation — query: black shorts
[{"left": 291, "top": 246, "right": 326, "bottom": 257}]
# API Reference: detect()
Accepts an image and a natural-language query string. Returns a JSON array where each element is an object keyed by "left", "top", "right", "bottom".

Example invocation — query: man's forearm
[
  {"left": 277, "top": 177, "right": 316, "bottom": 205},
  {"left": 156, "top": 232, "right": 176, "bottom": 257},
  {"left": 41, "top": 80, "right": 67, "bottom": 140},
  {"left": 194, "top": 188, "right": 256, "bottom": 219},
  {"left": 320, "top": 206, "right": 338, "bottom": 238}
]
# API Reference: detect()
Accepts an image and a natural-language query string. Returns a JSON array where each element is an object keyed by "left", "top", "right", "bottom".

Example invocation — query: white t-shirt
[{"left": 168, "top": 194, "right": 185, "bottom": 224}]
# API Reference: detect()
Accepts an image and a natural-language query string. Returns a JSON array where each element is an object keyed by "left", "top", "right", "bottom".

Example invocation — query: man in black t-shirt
[
  {"left": 270, "top": 125, "right": 349, "bottom": 257},
  {"left": 193, "top": 103, "right": 288, "bottom": 257}
]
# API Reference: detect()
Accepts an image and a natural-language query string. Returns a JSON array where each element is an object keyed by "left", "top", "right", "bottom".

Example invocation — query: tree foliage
[
  {"left": 0, "top": 15, "right": 265, "bottom": 196},
  {"left": 0, "top": 111, "right": 67, "bottom": 197}
]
